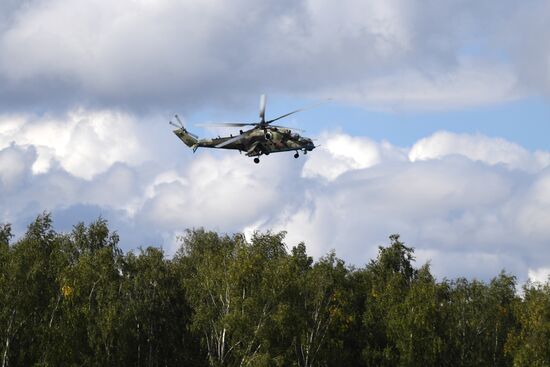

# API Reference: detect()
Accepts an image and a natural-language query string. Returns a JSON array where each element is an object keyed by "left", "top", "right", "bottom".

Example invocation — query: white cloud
[
  {"left": 270, "top": 157, "right": 518, "bottom": 268},
  {"left": 303, "top": 132, "right": 406, "bottom": 180},
  {"left": 136, "top": 153, "right": 301, "bottom": 231},
  {"left": 0, "top": 109, "right": 153, "bottom": 179},
  {"left": 303, "top": 135, "right": 381, "bottom": 180},
  {"left": 263, "top": 131, "right": 550, "bottom": 279},
  {"left": 327, "top": 62, "right": 520, "bottom": 111},
  {"left": 0, "top": 0, "right": 546, "bottom": 111},
  {"left": 410, "top": 131, "right": 550, "bottom": 172},
  {"left": 513, "top": 171, "right": 550, "bottom": 243},
  {"left": 528, "top": 267, "right": 550, "bottom": 283},
  {"left": 0, "top": 144, "right": 35, "bottom": 192}
]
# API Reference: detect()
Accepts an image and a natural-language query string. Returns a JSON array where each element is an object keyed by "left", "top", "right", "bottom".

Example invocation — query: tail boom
[{"left": 173, "top": 128, "right": 199, "bottom": 148}]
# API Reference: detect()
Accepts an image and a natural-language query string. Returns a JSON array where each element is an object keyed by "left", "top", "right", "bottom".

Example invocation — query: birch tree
[
  {"left": 176, "top": 229, "right": 289, "bottom": 367},
  {"left": 505, "top": 281, "right": 550, "bottom": 367},
  {"left": 362, "top": 235, "right": 418, "bottom": 367}
]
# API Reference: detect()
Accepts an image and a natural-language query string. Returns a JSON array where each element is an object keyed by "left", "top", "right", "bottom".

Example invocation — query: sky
[{"left": 1, "top": 0, "right": 550, "bottom": 282}]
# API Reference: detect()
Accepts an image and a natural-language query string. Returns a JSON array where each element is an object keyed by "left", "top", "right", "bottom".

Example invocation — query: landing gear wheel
[
  {"left": 294, "top": 152, "right": 299, "bottom": 159},
  {"left": 254, "top": 157, "right": 260, "bottom": 164}
]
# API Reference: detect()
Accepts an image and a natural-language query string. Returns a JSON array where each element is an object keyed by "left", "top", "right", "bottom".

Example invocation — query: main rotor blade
[
  {"left": 265, "top": 99, "right": 331, "bottom": 125},
  {"left": 259, "top": 94, "right": 266, "bottom": 123},
  {"left": 268, "top": 124, "right": 305, "bottom": 132},
  {"left": 215, "top": 134, "right": 246, "bottom": 148},
  {"left": 195, "top": 122, "right": 253, "bottom": 128}
]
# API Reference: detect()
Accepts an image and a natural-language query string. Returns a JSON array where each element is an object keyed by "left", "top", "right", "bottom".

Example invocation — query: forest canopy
[{"left": 1, "top": 213, "right": 550, "bottom": 367}]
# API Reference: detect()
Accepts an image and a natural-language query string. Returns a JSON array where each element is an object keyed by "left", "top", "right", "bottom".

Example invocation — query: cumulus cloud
[
  {"left": 326, "top": 63, "right": 520, "bottom": 111},
  {"left": 272, "top": 157, "right": 518, "bottom": 265},
  {"left": 497, "top": 0, "right": 550, "bottom": 96},
  {"left": 0, "top": 0, "right": 546, "bottom": 112},
  {"left": 135, "top": 153, "right": 302, "bottom": 231},
  {"left": 303, "top": 132, "right": 407, "bottom": 180},
  {"left": 0, "top": 109, "right": 163, "bottom": 179},
  {"left": 3, "top": 117, "right": 550, "bottom": 281},
  {"left": 0, "top": 144, "right": 35, "bottom": 192},
  {"left": 528, "top": 267, "right": 550, "bottom": 284},
  {"left": 265, "top": 131, "right": 550, "bottom": 280},
  {"left": 409, "top": 131, "right": 550, "bottom": 172}
]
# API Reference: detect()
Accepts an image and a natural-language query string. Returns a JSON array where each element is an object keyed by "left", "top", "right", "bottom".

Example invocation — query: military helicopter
[{"left": 170, "top": 95, "right": 325, "bottom": 164}]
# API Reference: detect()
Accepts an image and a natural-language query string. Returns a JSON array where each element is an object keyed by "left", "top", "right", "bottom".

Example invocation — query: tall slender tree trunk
[{"left": 2, "top": 309, "right": 15, "bottom": 367}]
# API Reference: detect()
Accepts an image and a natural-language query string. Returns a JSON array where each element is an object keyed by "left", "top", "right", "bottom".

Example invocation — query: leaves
[{"left": 0, "top": 217, "right": 547, "bottom": 367}]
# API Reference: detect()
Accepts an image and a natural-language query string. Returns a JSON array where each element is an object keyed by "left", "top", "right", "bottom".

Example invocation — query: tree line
[{"left": 1, "top": 213, "right": 549, "bottom": 367}]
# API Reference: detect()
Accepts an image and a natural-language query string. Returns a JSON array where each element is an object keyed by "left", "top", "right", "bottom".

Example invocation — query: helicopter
[{"left": 170, "top": 95, "right": 325, "bottom": 164}]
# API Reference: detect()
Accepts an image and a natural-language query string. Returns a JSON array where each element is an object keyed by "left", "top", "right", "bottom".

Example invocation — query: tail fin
[
  {"left": 173, "top": 128, "right": 198, "bottom": 148},
  {"left": 170, "top": 115, "right": 199, "bottom": 150}
]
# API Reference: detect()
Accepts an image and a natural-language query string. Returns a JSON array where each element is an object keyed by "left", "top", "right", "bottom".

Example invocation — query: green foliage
[
  {"left": 389, "top": 265, "right": 448, "bottom": 367},
  {"left": 0, "top": 214, "right": 199, "bottom": 367},
  {"left": 505, "top": 281, "right": 550, "bottom": 367},
  {"left": 362, "top": 234, "right": 418, "bottom": 366},
  {"left": 441, "top": 272, "right": 517, "bottom": 367},
  {"left": 0, "top": 216, "right": 547, "bottom": 367},
  {"left": 0, "top": 223, "right": 12, "bottom": 248}
]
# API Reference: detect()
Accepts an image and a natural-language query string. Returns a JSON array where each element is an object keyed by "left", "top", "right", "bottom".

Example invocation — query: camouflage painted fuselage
[{"left": 174, "top": 126, "right": 315, "bottom": 157}]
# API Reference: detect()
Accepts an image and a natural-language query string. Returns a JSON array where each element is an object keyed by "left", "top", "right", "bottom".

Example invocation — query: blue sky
[{"left": 1, "top": 0, "right": 550, "bottom": 282}]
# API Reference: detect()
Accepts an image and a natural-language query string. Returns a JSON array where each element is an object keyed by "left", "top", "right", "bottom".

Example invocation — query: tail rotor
[{"left": 169, "top": 114, "right": 198, "bottom": 139}]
